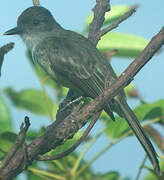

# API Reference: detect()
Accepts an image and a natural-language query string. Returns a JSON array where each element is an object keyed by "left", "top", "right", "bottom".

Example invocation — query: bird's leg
[
  {"left": 56, "top": 89, "right": 84, "bottom": 121},
  {"left": 58, "top": 89, "right": 84, "bottom": 112},
  {"left": 59, "top": 96, "right": 84, "bottom": 112}
]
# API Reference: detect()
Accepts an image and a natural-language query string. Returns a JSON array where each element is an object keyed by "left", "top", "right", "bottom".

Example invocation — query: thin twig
[
  {"left": 77, "top": 140, "right": 114, "bottom": 177},
  {"left": 0, "top": 42, "right": 14, "bottom": 76},
  {"left": 32, "top": 0, "right": 40, "bottom": 6},
  {"left": 135, "top": 155, "right": 147, "bottom": 180},
  {"left": 77, "top": 119, "right": 159, "bottom": 177},
  {"left": 88, "top": 0, "right": 110, "bottom": 45},
  {"left": 0, "top": 116, "right": 30, "bottom": 170},
  {"left": 37, "top": 112, "right": 101, "bottom": 161},
  {"left": 99, "top": 5, "right": 138, "bottom": 38}
]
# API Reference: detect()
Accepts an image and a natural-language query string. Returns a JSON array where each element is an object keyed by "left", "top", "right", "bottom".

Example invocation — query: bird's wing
[
  {"left": 42, "top": 36, "right": 95, "bottom": 78},
  {"left": 33, "top": 34, "right": 120, "bottom": 120},
  {"left": 33, "top": 35, "right": 109, "bottom": 97}
]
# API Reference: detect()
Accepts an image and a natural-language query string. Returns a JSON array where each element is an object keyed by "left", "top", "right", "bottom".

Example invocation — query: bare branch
[
  {"left": 135, "top": 155, "right": 147, "bottom": 180},
  {"left": 99, "top": 5, "right": 138, "bottom": 38},
  {"left": 32, "top": 0, "right": 40, "bottom": 6},
  {"left": 37, "top": 111, "right": 101, "bottom": 161},
  {"left": 88, "top": 0, "right": 110, "bottom": 45},
  {"left": 0, "top": 117, "right": 30, "bottom": 170},
  {"left": 88, "top": 2, "right": 137, "bottom": 46},
  {"left": 0, "top": 43, "right": 14, "bottom": 76}
]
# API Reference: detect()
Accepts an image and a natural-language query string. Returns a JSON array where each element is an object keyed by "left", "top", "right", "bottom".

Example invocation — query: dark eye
[{"left": 33, "top": 20, "right": 40, "bottom": 26}]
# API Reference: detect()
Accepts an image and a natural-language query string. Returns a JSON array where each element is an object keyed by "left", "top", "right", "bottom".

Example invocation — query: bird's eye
[{"left": 33, "top": 20, "right": 40, "bottom": 26}]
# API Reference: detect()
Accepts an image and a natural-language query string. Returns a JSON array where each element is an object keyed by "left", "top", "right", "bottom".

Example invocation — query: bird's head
[{"left": 4, "top": 6, "right": 60, "bottom": 36}]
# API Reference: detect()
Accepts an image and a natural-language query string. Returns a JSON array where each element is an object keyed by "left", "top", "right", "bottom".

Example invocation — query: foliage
[{"left": 1, "top": 4, "right": 163, "bottom": 180}]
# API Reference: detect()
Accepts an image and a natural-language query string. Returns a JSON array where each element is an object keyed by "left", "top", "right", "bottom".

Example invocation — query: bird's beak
[{"left": 4, "top": 27, "right": 20, "bottom": 35}]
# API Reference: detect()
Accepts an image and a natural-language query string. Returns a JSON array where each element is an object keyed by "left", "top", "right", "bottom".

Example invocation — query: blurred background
[{"left": 0, "top": 0, "right": 164, "bottom": 180}]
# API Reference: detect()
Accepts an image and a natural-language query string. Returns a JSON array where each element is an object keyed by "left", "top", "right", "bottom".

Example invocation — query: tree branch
[
  {"left": 0, "top": 117, "right": 30, "bottom": 171},
  {"left": 0, "top": 42, "right": 14, "bottom": 76},
  {"left": 99, "top": 5, "right": 137, "bottom": 38},
  {"left": 32, "top": 0, "right": 40, "bottom": 6},
  {"left": 37, "top": 111, "right": 101, "bottom": 161},
  {"left": 88, "top": 0, "right": 110, "bottom": 45}
]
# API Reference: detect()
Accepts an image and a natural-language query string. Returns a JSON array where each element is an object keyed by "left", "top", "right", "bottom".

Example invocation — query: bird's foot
[{"left": 59, "top": 96, "right": 84, "bottom": 112}]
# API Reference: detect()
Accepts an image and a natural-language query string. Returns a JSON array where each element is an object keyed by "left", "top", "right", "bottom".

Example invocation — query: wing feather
[
  {"left": 33, "top": 35, "right": 108, "bottom": 96},
  {"left": 33, "top": 33, "right": 119, "bottom": 119}
]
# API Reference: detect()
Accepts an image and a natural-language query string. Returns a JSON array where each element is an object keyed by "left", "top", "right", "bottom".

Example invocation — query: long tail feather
[{"left": 116, "top": 99, "right": 160, "bottom": 175}]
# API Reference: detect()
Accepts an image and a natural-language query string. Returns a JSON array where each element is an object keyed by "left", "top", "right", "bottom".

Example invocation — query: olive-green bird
[{"left": 4, "top": 6, "right": 160, "bottom": 174}]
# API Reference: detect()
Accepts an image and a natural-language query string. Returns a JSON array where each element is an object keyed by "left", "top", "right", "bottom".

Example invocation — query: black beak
[{"left": 4, "top": 27, "right": 20, "bottom": 35}]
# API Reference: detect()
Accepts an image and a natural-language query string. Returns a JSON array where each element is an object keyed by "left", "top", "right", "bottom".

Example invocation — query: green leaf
[
  {"left": 0, "top": 97, "right": 12, "bottom": 133},
  {"left": 50, "top": 130, "right": 83, "bottom": 154},
  {"left": 0, "top": 151, "right": 4, "bottom": 159},
  {"left": 0, "top": 131, "right": 17, "bottom": 153},
  {"left": 100, "top": 171, "right": 120, "bottom": 180},
  {"left": 105, "top": 116, "right": 128, "bottom": 139},
  {"left": 97, "top": 32, "right": 149, "bottom": 58},
  {"left": 85, "top": 5, "right": 131, "bottom": 30},
  {"left": 5, "top": 88, "right": 53, "bottom": 115},
  {"left": 26, "top": 162, "right": 45, "bottom": 180},
  {"left": 26, "top": 173, "right": 42, "bottom": 180},
  {"left": 27, "top": 127, "right": 46, "bottom": 140},
  {"left": 134, "top": 100, "right": 164, "bottom": 121},
  {"left": 52, "top": 103, "right": 59, "bottom": 119}
]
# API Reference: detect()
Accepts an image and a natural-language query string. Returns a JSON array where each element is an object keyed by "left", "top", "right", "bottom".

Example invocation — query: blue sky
[{"left": 1, "top": 0, "right": 164, "bottom": 179}]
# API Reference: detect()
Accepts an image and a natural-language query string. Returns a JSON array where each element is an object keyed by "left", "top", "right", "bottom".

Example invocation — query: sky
[{"left": 0, "top": 0, "right": 164, "bottom": 179}]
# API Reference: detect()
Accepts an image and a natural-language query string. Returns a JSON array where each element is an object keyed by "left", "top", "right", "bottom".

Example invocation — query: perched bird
[{"left": 4, "top": 6, "right": 160, "bottom": 174}]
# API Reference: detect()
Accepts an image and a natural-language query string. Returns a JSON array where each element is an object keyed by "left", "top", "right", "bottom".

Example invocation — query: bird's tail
[{"left": 104, "top": 99, "right": 160, "bottom": 176}]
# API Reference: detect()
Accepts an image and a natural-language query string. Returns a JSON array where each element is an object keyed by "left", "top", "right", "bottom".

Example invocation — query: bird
[{"left": 4, "top": 6, "right": 160, "bottom": 175}]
